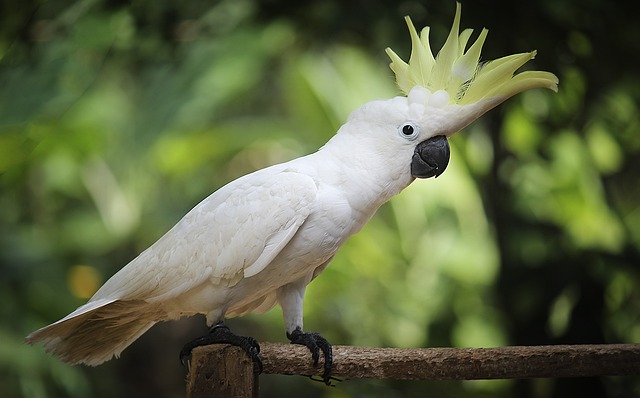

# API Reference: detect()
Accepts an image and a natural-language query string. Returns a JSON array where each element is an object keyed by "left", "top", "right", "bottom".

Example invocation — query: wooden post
[
  {"left": 186, "top": 345, "right": 258, "bottom": 398},
  {"left": 187, "top": 343, "right": 640, "bottom": 396}
]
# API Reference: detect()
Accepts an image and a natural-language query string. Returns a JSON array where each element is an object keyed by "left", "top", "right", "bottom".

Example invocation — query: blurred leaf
[{"left": 1, "top": 1, "right": 639, "bottom": 397}]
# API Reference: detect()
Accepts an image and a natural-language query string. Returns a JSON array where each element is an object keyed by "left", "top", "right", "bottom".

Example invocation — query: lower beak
[{"left": 410, "top": 135, "right": 450, "bottom": 179}]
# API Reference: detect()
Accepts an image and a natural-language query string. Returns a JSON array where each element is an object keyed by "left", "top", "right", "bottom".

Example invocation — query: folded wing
[{"left": 26, "top": 167, "right": 318, "bottom": 365}]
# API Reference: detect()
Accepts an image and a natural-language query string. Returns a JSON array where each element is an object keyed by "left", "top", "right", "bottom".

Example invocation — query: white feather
[{"left": 27, "top": 167, "right": 318, "bottom": 364}]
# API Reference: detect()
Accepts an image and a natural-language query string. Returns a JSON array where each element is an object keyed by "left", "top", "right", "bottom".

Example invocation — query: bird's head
[{"left": 340, "top": 2, "right": 558, "bottom": 182}]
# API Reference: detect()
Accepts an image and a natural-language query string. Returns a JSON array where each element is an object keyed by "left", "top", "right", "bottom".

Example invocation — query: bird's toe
[
  {"left": 180, "top": 322, "right": 263, "bottom": 373},
  {"left": 287, "top": 328, "right": 333, "bottom": 385}
]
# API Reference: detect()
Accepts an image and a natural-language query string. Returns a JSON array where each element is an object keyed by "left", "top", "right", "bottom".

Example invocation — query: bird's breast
[{"left": 272, "top": 184, "right": 358, "bottom": 278}]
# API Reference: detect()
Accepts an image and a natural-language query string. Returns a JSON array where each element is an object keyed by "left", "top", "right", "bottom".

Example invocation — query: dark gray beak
[{"left": 410, "top": 135, "right": 450, "bottom": 179}]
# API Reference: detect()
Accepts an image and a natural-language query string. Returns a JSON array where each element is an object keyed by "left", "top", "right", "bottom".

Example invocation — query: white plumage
[{"left": 26, "top": 99, "right": 427, "bottom": 365}]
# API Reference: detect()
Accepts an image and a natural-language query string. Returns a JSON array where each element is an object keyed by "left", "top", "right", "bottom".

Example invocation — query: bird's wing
[{"left": 90, "top": 167, "right": 318, "bottom": 303}]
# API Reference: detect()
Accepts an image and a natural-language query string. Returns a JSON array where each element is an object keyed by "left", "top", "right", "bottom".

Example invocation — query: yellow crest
[{"left": 385, "top": 3, "right": 558, "bottom": 105}]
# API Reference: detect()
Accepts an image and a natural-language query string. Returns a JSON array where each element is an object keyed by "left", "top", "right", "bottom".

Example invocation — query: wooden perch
[{"left": 186, "top": 343, "right": 640, "bottom": 398}]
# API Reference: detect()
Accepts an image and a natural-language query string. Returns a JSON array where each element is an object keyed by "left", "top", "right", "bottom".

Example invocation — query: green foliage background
[{"left": 1, "top": 0, "right": 638, "bottom": 397}]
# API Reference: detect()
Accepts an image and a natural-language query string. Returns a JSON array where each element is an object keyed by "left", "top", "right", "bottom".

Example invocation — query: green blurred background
[{"left": 1, "top": 0, "right": 639, "bottom": 397}]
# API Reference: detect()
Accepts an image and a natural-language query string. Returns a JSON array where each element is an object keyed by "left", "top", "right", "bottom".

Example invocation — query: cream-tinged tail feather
[{"left": 26, "top": 299, "right": 163, "bottom": 366}]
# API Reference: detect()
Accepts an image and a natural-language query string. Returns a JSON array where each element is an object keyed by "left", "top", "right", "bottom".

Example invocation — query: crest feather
[{"left": 385, "top": 2, "right": 558, "bottom": 105}]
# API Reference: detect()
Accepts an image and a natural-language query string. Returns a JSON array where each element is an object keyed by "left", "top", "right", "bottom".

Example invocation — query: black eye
[
  {"left": 402, "top": 125, "right": 414, "bottom": 135},
  {"left": 398, "top": 122, "right": 419, "bottom": 140}
]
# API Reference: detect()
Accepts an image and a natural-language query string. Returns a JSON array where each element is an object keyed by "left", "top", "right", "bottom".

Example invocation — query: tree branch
[{"left": 190, "top": 343, "right": 640, "bottom": 381}]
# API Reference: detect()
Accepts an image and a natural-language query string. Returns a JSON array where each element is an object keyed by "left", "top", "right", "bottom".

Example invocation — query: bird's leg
[
  {"left": 287, "top": 326, "right": 333, "bottom": 385},
  {"left": 278, "top": 279, "right": 334, "bottom": 385},
  {"left": 179, "top": 321, "right": 262, "bottom": 373}
]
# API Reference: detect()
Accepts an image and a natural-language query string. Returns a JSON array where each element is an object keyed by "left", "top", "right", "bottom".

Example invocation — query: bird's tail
[{"left": 26, "top": 299, "right": 162, "bottom": 366}]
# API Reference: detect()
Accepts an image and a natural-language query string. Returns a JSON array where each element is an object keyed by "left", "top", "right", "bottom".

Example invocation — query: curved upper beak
[{"left": 410, "top": 135, "right": 450, "bottom": 179}]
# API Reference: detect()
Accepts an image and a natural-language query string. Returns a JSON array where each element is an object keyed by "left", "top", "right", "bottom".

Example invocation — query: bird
[{"left": 26, "top": 3, "right": 558, "bottom": 384}]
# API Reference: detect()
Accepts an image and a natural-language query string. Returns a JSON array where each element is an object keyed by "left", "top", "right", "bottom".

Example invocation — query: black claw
[
  {"left": 308, "top": 375, "right": 343, "bottom": 386},
  {"left": 180, "top": 323, "right": 263, "bottom": 373},
  {"left": 287, "top": 327, "right": 333, "bottom": 385}
]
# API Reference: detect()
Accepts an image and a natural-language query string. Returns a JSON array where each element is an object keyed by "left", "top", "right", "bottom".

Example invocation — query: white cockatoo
[{"left": 27, "top": 3, "right": 558, "bottom": 383}]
